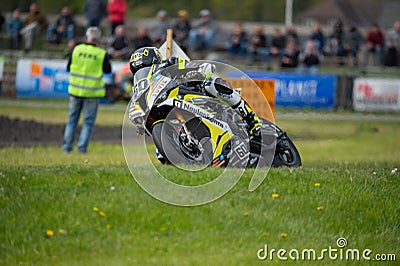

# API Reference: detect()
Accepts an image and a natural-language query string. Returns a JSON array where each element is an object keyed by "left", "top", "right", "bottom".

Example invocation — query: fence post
[
  {"left": 335, "top": 74, "right": 354, "bottom": 110},
  {"left": 2, "top": 51, "right": 18, "bottom": 97}
]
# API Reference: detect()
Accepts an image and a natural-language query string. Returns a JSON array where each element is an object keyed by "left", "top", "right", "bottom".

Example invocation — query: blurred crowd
[
  {"left": 1, "top": 1, "right": 400, "bottom": 71},
  {"left": 225, "top": 19, "right": 400, "bottom": 72}
]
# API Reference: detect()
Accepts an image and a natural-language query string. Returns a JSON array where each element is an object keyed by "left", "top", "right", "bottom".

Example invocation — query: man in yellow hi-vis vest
[{"left": 62, "top": 26, "right": 112, "bottom": 154}]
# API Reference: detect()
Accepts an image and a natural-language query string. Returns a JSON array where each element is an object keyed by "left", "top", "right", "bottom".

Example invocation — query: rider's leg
[
  {"left": 155, "top": 148, "right": 167, "bottom": 164},
  {"left": 204, "top": 77, "right": 261, "bottom": 136},
  {"left": 232, "top": 100, "right": 262, "bottom": 137}
]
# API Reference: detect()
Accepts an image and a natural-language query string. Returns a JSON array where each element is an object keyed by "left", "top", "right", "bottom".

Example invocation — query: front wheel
[{"left": 152, "top": 118, "right": 214, "bottom": 168}]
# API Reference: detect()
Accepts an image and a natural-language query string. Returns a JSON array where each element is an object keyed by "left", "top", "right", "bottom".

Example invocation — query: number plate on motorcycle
[{"left": 234, "top": 142, "right": 248, "bottom": 160}]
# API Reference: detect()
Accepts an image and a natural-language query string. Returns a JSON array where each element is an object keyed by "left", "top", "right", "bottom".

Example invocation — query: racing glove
[
  {"left": 128, "top": 102, "right": 145, "bottom": 135},
  {"left": 162, "top": 56, "right": 179, "bottom": 67}
]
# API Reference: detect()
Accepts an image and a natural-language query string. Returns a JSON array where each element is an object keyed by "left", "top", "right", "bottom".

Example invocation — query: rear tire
[{"left": 272, "top": 133, "right": 301, "bottom": 167}]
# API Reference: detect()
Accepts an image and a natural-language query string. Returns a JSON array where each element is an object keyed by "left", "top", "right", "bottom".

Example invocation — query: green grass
[
  {"left": 1, "top": 162, "right": 399, "bottom": 265},
  {"left": 1, "top": 100, "right": 400, "bottom": 265},
  {"left": 0, "top": 98, "right": 128, "bottom": 126},
  {"left": 279, "top": 118, "right": 400, "bottom": 164}
]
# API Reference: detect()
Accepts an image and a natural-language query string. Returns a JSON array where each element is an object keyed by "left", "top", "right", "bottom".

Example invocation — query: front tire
[{"left": 152, "top": 118, "right": 213, "bottom": 167}]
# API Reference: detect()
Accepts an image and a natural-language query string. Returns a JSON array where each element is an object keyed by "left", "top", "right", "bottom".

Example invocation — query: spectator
[
  {"left": 188, "top": 9, "right": 218, "bottom": 51},
  {"left": 248, "top": 25, "right": 269, "bottom": 64},
  {"left": 107, "top": 24, "right": 130, "bottom": 60},
  {"left": 286, "top": 26, "right": 300, "bottom": 47},
  {"left": 107, "top": 0, "right": 127, "bottom": 35},
  {"left": 280, "top": 40, "right": 299, "bottom": 70},
  {"left": 328, "top": 20, "right": 346, "bottom": 64},
  {"left": 47, "top": 6, "right": 75, "bottom": 44},
  {"left": 62, "top": 27, "right": 112, "bottom": 154},
  {"left": 132, "top": 26, "right": 154, "bottom": 49},
  {"left": 309, "top": 22, "right": 325, "bottom": 53},
  {"left": 150, "top": 10, "right": 171, "bottom": 47},
  {"left": 173, "top": 9, "right": 191, "bottom": 53},
  {"left": 84, "top": 0, "right": 106, "bottom": 30},
  {"left": 298, "top": 39, "right": 323, "bottom": 74},
  {"left": 20, "top": 2, "right": 48, "bottom": 53},
  {"left": 361, "top": 23, "right": 384, "bottom": 66},
  {"left": 6, "top": 8, "right": 23, "bottom": 50},
  {"left": 0, "top": 11, "right": 4, "bottom": 32},
  {"left": 269, "top": 27, "right": 286, "bottom": 57},
  {"left": 344, "top": 21, "right": 364, "bottom": 66},
  {"left": 226, "top": 22, "right": 248, "bottom": 59},
  {"left": 63, "top": 38, "right": 78, "bottom": 58},
  {"left": 383, "top": 20, "right": 400, "bottom": 67}
]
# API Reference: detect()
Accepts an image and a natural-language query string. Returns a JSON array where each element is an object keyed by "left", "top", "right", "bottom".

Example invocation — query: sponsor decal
[
  {"left": 174, "top": 100, "right": 227, "bottom": 130},
  {"left": 148, "top": 76, "right": 171, "bottom": 105}
]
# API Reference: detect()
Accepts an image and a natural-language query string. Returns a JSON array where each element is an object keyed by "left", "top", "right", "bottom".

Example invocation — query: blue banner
[
  {"left": 16, "top": 59, "right": 125, "bottom": 98},
  {"left": 246, "top": 72, "right": 336, "bottom": 109}
]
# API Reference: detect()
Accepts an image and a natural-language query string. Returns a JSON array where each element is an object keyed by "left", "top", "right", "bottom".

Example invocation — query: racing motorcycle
[{"left": 133, "top": 60, "right": 301, "bottom": 169}]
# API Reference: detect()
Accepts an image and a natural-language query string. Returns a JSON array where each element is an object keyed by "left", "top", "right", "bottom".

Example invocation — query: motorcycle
[{"left": 132, "top": 60, "right": 301, "bottom": 169}]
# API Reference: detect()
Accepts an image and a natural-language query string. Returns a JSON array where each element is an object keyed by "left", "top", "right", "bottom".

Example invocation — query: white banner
[
  {"left": 353, "top": 77, "right": 400, "bottom": 111},
  {"left": 0, "top": 55, "right": 4, "bottom": 81}
]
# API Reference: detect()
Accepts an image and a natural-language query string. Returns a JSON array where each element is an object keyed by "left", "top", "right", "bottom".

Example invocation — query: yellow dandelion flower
[
  {"left": 280, "top": 232, "right": 288, "bottom": 238},
  {"left": 262, "top": 231, "right": 270, "bottom": 237},
  {"left": 93, "top": 207, "right": 99, "bottom": 212},
  {"left": 314, "top": 183, "right": 321, "bottom": 187},
  {"left": 317, "top": 206, "right": 324, "bottom": 211},
  {"left": 99, "top": 211, "right": 106, "bottom": 217},
  {"left": 272, "top": 193, "right": 279, "bottom": 198},
  {"left": 106, "top": 224, "right": 111, "bottom": 229},
  {"left": 160, "top": 226, "right": 167, "bottom": 232},
  {"left": 58, "top": 229, "right": 66, "bottom": 235},
  {"left": 46, "top": 230, "right": 54, "bottom": 237},
  {"left": 243, "top": 211, "right": 250, "bottom": 217}
]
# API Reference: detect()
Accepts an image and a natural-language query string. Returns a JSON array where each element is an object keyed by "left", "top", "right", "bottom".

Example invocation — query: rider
[
  {"left": 129, "top": 46, "right": 261, "bottom": 134},
  {"left": 128, "top": 46, "right": 262, "bottom": 163}
]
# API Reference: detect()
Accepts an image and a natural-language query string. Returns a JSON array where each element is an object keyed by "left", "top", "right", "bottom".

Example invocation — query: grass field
[{"left": 1, "top": 99, "right": 399, "bottom": 265}]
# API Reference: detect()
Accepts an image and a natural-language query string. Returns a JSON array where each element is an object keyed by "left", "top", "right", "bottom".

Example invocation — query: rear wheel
[{"left": 272, "top": 133, "right": 301, "bottom": 167}]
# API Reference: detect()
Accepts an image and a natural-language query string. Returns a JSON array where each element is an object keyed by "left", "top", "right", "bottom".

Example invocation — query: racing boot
[
  {"left": 234, "top": 100, "right": 262, "bottom": 167},
  {"left": 155, "top": 148, "right": 167, "bottom": 164},
  {"left": 233, "top": 100, "right": 262, "bottom": 137}
]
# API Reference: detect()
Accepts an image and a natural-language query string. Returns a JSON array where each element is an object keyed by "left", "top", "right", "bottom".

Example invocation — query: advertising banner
[
  {"left": 227, "top": 78, "right": 275, "bottom": 121},
  {"left": 245, "top": 72, "right": 336, "bottom": 109},
  {"left": 353, "top": 77, "right": 400, "bottom": 111},
  {"left": 16, "top": 59, "right": 126, "bottom": 98},
  {"left": 0, "top": 55, "right": 4, "bottom": 81}
]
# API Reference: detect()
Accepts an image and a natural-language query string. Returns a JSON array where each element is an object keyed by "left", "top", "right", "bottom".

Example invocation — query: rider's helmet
[{"left": 129, "top": 47, "right": 162, "bottom": 76}]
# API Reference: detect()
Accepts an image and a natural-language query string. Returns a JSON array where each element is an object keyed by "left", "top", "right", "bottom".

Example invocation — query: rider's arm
[
  {"left": 129, "top": 77, "right": 149, "bottom": 135},
  {"left": 162, "top": 56, "right": 179, "bottom": 66}
]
